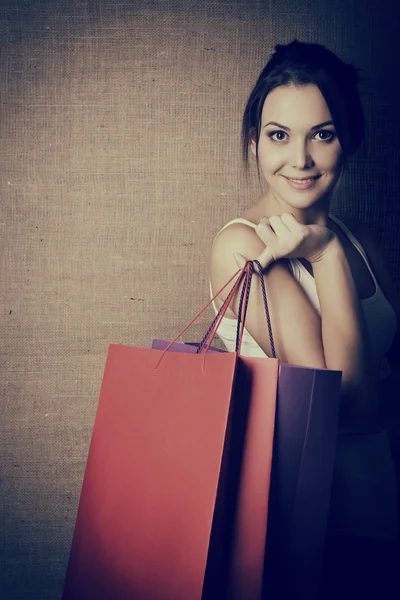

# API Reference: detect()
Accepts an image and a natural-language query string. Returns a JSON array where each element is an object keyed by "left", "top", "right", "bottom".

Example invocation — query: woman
[{"left": 209, "top": 40, "right": 400, "bottom": 598}]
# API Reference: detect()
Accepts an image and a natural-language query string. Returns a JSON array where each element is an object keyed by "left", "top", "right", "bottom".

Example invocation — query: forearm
[{"left": 312, "top": 237, "right": 373, "bottom": 394}]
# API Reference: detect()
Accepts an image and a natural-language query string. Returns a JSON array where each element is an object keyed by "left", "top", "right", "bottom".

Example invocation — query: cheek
[
  {"left": 257, "top": 142, "right": 285, "bottom": 173},
  {"left": 259, "top": 157, "right": 284, "bottom": 178},
  {"left": 315, "top": 143, "right": 343, "bottom": 169}
]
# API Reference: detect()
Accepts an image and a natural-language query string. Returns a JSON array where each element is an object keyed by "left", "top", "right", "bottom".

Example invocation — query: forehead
[{"left": 261, "top": 84, "right": 332, "bottom": 125}]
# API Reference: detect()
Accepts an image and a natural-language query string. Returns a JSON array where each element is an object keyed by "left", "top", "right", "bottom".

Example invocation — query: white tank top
[{"left": 209, "top": 214, "right": 399, "bottom": 541}]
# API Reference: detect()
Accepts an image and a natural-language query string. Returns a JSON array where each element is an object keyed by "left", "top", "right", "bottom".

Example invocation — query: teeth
[{"left": 290, "top": 177, "right": 316, "bottom": 183}]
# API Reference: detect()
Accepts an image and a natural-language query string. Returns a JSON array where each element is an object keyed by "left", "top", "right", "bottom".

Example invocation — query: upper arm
[
  {"left": 209, "top": 224, "right": 326, "bottom": 368},
  {"left": 346, "top": 216, "right": 400, "bottom": 368}
]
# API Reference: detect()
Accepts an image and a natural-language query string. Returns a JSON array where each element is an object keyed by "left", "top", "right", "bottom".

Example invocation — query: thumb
[{"left": 233, "top": 252, "right": 247, "bottom": 268}]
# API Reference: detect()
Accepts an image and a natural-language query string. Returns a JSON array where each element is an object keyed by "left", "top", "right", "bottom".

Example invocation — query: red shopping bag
[
  {"left": 62, "top": 264, "right": 278, "bottom": 600},
  {"left": 152, "top": 339, "right": 278, "bottom": 600}
]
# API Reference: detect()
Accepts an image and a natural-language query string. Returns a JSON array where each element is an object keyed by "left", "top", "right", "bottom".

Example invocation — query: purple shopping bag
[{"left": 265, "top": 363, "right": 341, "bottom": 599}]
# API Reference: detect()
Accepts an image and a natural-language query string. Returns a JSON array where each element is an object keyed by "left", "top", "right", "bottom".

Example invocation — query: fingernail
[
  {"left": 233, "top": 253, "right": 247, "bottom": 268},
  {"left": 259, "top": 216, "right": 268, "bottom": 224}
]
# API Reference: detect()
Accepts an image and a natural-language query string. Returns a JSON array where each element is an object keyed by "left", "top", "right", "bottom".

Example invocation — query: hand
[{"left": 234, "top": 213, "right": 337, "bottom": 269}]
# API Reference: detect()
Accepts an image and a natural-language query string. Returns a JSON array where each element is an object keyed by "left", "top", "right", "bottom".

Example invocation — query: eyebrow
[{"left": 263, "top": 120, "right": 334, "bottom": 131}]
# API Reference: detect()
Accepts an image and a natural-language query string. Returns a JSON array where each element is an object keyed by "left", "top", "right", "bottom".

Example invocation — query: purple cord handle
[
  {"left": 253, "top": 260, "right": 276, "bottom": 358},
  {"left": 234, "top": 261, "right": 254, "bottom": 352}
]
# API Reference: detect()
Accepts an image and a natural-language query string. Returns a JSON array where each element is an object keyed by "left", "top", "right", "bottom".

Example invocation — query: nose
[{"left": 290, "top": 140, "right": 314, "bottom": 169}]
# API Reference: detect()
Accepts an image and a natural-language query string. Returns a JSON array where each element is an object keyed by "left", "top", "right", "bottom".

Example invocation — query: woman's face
[{"left": 252, "top": 83, "right": 344, "bottom": 213}]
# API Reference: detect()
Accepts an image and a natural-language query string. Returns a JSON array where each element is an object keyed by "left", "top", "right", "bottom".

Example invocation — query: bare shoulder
[
  {"left": 342, "top": 214, "right": 392, "bottom": 259},
  {"left": 335, "top": 214, "right": 386, "bottom": 263},
  {"left": 334, "top": 214, "right": 368, "bottom": 237},
  {"left": 338, "top": 214, "right": 400, "bottom": 364},
  {"left": 337, "top": 214, "right": 396, "bottom": 282},
  {"left": 210, "top": 222, "right": 260, "bottom": 266},
  {"left": 209, "top": 220, "right": 289, "bottom": 278},
  {"left": 209, "top": 221, "right": 293, "bottom": 308}
]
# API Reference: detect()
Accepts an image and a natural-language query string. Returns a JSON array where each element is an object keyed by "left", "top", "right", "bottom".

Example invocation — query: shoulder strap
[
  {"left": 329, "top": 214, "right": 378, "bottom": 285},
  {"left": 218, "top": 217, "right": 257, "bottom": 232},
  {"left": 212, "top": 218, "right": 257, "bottom": 245},
  {"left": 329, "top": 214, "right": 367, "bottom": 257}
]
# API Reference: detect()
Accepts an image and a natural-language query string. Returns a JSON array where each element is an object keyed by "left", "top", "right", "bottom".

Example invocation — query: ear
[{"left": 249, "top": 127, "right": 257, "bottom": 156}]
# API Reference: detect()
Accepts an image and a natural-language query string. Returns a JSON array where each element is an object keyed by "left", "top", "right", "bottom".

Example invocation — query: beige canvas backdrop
[{"left": 1, "top": 0, "right": 399, "bottom": 598}]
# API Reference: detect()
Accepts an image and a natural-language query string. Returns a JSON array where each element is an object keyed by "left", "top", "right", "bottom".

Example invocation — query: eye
[
  {"left": 268, "top": 130, "right": 287, "bottom": 142},
  {"left": 313, "top": 130, "right": 335, "bottom": 142}
]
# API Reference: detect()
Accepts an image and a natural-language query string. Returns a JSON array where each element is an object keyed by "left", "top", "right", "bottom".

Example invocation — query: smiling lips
[
  {"left": 284, "top": 174, "right": 321, "bottom": 190},
  {"left": 285, "top": 175, "right": 321, "bottom": 182}
]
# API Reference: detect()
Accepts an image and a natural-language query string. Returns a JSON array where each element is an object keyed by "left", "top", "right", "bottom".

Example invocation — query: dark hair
[{"left": 242, "top": 40, "right": 365, "bottom": 166}]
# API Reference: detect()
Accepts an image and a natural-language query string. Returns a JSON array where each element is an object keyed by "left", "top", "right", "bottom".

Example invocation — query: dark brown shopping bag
[{"left": 62, "top": 264, "right": 278, "bottom": 600}]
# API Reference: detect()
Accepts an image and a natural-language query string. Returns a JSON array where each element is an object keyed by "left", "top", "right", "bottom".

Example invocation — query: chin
[{"left": 271, "top": 190, "right": 329, "bottom": 213}]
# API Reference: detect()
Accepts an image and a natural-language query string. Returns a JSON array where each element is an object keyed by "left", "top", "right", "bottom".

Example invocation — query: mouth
[
  {"left": 283, "top": 174, "right": 322, "bottom": 190},
  {"left": 284, "top": 175, "right": 321, "bottom": 183}
]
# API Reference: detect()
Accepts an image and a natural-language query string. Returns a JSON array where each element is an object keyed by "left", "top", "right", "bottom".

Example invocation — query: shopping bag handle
[
  {"left": 199, "top": 260, "right": 253, "bottom": 355},
  {"left": 155, "top": 263, "right": 249, "bottom": 361},
  {"left": 196, "top": 266, "right": 249, "bottom": 353},
  {"left": 198, "top": 259, "right": 276, "bottom": 358},
  {"left": 254, "top": 259, "right": 276, "bottom": 358},
  {"left": 154, "top": 260, "right": 276, "bottom": 370}
]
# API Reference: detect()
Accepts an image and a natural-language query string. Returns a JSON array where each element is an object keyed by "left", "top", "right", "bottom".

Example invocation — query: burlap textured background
[{"left": 1, "top": 1, "right": 399, "bottom": 598}]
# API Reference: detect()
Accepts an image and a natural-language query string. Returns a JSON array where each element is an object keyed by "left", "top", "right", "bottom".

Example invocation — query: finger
[
  {"left": 256, "top": 216, "right": 273, "bottom": 231},
  {"left": 268, "top": 214, "right": 291, "bottom": 236},
  {"left": 255, "top": 220, "right": 276, "bottom": 245},
  {"left": 233, "top": 252, "right": 247, "bottom": 268},
  {"left": 280, "top": 212, "right": 303, "bottom": 232}
]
